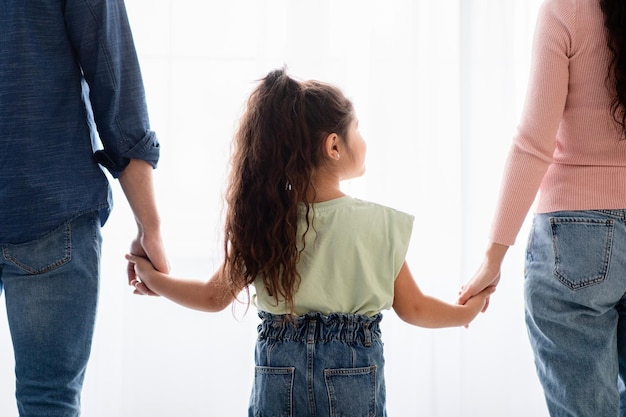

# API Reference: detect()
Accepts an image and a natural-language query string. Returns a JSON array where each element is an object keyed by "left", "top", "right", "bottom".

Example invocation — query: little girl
[{"left": 126, "top": 68, "right": 493, "bottom": 417}]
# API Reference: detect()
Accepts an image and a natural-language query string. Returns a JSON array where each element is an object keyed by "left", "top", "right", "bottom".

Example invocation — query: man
[{"left": 0, "top": 0, "right": 168, "bottom": 415}]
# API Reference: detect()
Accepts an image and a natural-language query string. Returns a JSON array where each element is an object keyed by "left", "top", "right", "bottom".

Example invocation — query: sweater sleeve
[{"left": 489, "top": 0, "right": 575, "bottom": 245}]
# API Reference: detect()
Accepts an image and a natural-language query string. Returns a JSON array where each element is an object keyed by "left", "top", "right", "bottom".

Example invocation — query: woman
[{"left": 459, "top": 0, "right": 626, "bottom": 416}]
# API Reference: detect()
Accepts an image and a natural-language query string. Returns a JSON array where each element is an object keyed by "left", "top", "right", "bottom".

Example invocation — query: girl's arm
[
  {"left": 392, "top": 261, "right": 494, "bottom": 328},
  {"left": 125, "top": 254, "right": 236, "bottom": 312}
]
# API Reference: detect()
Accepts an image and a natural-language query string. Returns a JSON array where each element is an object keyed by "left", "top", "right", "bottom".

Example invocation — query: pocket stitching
[
  {"left": 2, "top": 223, "right": 72, "bottom": 274},
  {"left": 253, "top": 366, "right": 294, "bottom": 417},
  {"left": 324, "top": 365, "right": 377, "bottom": 417},
  {"left": 550, "top": 217, "right": 613, "bottom": 290}
]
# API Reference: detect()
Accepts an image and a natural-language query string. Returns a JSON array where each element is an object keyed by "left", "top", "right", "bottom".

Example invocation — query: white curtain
[{"left": 0, "top": 1, "right": 549, "bottom": 416}]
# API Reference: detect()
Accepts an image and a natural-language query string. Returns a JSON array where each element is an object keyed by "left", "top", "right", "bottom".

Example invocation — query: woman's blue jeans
[
  {"left": 250, "top": 311, "right": 386, "bottom": 417},
  {"left": 0, "top": 211, "right": 101, "bottom": 417},
  {"left": 525, "top": 210, "right": 626, "bottom": 417}
]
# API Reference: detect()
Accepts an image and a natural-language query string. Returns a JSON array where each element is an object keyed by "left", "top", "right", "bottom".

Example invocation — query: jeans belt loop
[{"left": 364, "top": 323, "right": 372, "bottom": 347}]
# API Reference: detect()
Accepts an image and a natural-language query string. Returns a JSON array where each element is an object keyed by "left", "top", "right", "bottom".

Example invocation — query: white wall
[{"left": 0, "top": 1, "right": 549, "bottom": 416}]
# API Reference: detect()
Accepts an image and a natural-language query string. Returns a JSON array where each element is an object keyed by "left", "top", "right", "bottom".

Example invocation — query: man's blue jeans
[
  {"left": 525, "top": 210, "right": 626, "bottom": 417},
  {"left": 0, "top": 211, "right": 101, "bottom": 417}
]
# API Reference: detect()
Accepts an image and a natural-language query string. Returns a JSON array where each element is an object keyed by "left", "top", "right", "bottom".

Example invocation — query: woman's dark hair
[
  {"left": 222, "top": 68, "right": 353, "bottom": 312},
  {"left": 600, "top": 0, "right": 626, "bottom": 136}
]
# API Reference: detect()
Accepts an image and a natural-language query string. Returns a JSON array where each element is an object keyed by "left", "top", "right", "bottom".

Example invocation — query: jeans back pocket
[
  {"left": 252, "top": 366, "right": 294, "bottom": 417},
  {"left": 2, "top": 222, "right": 71, "bottom": 275},
  {"left": 325, "top": 365, "right": 377, "bottom": 417},
  {"left": 550, "top": 217, "right": 614, "bottom": 290}
]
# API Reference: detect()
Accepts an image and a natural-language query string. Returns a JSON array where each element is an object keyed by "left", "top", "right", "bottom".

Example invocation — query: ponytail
[{"left": 222, "top": 68, "right": 353, "bottom": 313}]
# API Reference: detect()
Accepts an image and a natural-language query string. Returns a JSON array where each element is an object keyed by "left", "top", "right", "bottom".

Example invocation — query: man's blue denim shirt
[{"left": 0, "top": 0, "right": 160, "bottom": 243}]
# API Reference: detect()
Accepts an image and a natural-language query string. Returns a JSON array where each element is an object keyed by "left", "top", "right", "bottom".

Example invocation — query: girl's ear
[{"left": 323, "top": 133, "right": 341, "bottom": 161}]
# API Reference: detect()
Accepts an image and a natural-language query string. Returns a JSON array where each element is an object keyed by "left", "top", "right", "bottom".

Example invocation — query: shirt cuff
[{"left": 94, "top": 130, "right": 160, "bottom": 178}]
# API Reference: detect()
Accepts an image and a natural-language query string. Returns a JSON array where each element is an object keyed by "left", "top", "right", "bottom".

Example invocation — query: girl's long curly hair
[
  {"left": 600, "top": 0, "right": 626, "bottom": 136},
  {"left": 222, "top": 68, "right": 353, "bottom": 313}
]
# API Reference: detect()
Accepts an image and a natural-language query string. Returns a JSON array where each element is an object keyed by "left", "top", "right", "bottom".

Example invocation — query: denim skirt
[{"left": 249, "top": 311, "right": 386, "bottom": 417}]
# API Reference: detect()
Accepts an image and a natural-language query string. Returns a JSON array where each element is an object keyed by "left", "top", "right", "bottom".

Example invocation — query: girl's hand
[
  {"left": 464, "top": 286, "right": 497, "bottom": 313},
  {"left": 126, "top": 253, "right": 161, "bottom": 296},
  {"left": 460, "top": 285, "right": 496, "bottom": 328},
  {"left": 127, "top": 233, "right": 168, "bottom": 296}
]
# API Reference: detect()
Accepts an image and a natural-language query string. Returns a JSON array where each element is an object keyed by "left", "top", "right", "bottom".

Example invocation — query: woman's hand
[{"left": 458, "top": 242, "right": 508, "bottom": 311}]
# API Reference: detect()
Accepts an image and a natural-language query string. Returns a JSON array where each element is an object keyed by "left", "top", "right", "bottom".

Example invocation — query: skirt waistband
[{"left": 257, "top": 311, "right": 382, "bottom": 346}]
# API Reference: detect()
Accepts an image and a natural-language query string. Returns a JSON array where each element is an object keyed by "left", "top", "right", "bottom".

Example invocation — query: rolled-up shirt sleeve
[
  {"left": 64, "top": 0, "right": 159, "bottom": 178},
  {"left": 94, "top": 130, "right": 160, "bottom": 177}
]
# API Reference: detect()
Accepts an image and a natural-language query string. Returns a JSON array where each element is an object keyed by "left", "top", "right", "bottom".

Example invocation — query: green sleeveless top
[{"left": 253, "top": 196, "right": 414, "bottom": 316}]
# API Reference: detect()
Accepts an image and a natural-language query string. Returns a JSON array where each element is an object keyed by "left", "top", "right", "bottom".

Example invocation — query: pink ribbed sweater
[{"left": 490, "top": 0, "right": 626, "bottom": 246}]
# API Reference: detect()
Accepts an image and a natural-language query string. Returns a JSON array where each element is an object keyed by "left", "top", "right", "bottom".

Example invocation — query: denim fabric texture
[
  {"left": 250, "top": 312, "right": 386, "bottom": 417},
  {"left": 525, "top": 210, "right": 626, "bottom": 417},
  {"left": 0, "top": 211, "right": 102, "bottom": 417},
  {"left": 0, "top": 0, "right": 160, "bottom": 244}
]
